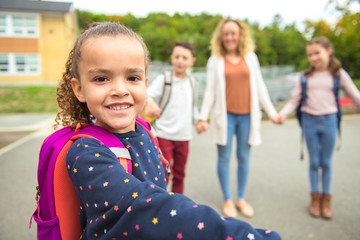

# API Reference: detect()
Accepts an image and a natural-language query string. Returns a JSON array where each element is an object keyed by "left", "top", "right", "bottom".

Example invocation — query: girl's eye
[
  {"left": 128, "top": 76, "right": 140, "bottom": 82},
  {"left": 94, "top": 77, "right": 107, "bottom": 82}
]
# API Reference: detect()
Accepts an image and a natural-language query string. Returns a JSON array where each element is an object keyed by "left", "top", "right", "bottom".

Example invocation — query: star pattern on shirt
[
  {"left": 170, "top": 209, "right": 177, "bottom": 216},
  {"left": 197, "top": 222, "right": 205, "bottom": 230},
  {"left": 247, "top": 233, "right": 255, "bottom": 240},
  {"left": 65, "top": 124, "right": 274, "bottom": 239}
]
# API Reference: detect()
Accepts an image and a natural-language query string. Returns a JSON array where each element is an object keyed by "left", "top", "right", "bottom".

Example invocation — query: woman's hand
[{"left": 196, "top": 120, "right": 209, "bottom": 134}]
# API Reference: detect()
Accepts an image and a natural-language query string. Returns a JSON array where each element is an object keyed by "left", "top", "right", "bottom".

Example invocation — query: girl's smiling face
[
  {"left": 71, "top": 35, "right": 148, "bottom": 133},
  {"left": 306, "top": 43, "right": 332, "bottom": 72}
]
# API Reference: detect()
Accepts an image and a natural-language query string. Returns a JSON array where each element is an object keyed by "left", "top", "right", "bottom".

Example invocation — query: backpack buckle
[
  {"left": 35, "top": 186, "right": 40, "bottom": 202},
  {"left": 74, "top": 123, "right": 87, "bottom": 133},
  {"left": 164, "top": 161, "right": 171, "bottom": 177}
]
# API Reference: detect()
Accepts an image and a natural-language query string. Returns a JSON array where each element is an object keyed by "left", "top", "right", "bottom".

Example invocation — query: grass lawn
[
  {"left": 0, "top": 85, "right": 58, "bottom": 113},
  {"left": 0, "top": 79, "right": 359, "bottom": 114}
]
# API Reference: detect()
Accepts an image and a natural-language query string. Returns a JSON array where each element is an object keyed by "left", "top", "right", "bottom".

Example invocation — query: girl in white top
[{"left": 279, "top": 36, "right": 360, "bottom": 220}]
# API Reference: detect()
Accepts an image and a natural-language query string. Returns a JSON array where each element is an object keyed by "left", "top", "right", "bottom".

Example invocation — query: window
[
  {"left": 0, "top": 55, "right": 8, "bottom": 72},
  {"left": 0, "top": 54, "right": 40, "bottom": 75},
  {"left": 15, "top": 55, "right": 25, "bottom": 72},
  {"left": 0, "top": 14, "right": 38, "bottom": 37},
  {"left": 0, "top": 16, "right": 6, "bottom": 34}
]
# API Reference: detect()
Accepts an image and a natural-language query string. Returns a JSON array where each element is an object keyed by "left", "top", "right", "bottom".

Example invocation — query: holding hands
[
  {"left": 196, "top": 120, "right": 209, "bottom": 134},
  {"left": 269, "top": 114, "right": 285, "bottom": 125}
]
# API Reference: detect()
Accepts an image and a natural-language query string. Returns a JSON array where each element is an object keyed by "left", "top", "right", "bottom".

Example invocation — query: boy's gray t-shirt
[{"left": 146, "top": 74, "right": 193, "bottom": 141}]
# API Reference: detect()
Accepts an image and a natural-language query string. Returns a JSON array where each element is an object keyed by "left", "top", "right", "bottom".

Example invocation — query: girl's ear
[
  {"left": 71, "top": 78, "right": 86, "bottom": 102},
  {"left": 327, "top": 47, "right": 333, "bottom": 56}
]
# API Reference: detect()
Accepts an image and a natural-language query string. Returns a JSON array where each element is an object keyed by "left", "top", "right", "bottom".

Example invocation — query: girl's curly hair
[
  {"left": 54, "top": 22, "right": 150, "bottom": 130},
  {"left": 304, "top": 36, "right": 341, "bottom": 78},
  {"left": 211, "top": 19, "right": 255, "bottom": 57}
]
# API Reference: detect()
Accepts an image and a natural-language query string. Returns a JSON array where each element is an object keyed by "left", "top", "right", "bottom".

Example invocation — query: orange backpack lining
[
  {"left": 53, "top": 134, "right": 133, "bottom": 240},
  {"left": 53, "top": 136, "right": 83, "bottom": 240}
]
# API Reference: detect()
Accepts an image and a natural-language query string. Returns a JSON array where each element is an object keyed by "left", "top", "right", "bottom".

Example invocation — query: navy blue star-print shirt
[{"left": 66, "top": 123, "right": 281, "bottom": 240}]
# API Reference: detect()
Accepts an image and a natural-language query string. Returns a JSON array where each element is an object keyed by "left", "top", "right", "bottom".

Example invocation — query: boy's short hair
[{"left": 174, "top": 41, "right": 195, "bottom": 57}]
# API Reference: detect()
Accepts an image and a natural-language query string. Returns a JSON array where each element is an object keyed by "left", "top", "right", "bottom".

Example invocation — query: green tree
[{"left": 73, "top": 8, "right": 359, "bottom": 77}]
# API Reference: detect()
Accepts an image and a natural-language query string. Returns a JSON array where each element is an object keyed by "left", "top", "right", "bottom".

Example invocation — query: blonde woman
[{"left": 197, "top": 19, "right": 279, "bottom": 218}]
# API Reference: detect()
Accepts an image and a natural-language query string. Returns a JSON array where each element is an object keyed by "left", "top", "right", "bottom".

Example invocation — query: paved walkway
[{"left": 0, "top": 113, "right": 359, "bottom": 239}]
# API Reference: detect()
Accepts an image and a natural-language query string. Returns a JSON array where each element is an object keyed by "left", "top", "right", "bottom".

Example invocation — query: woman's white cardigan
[{"left": 199, "top": 52, "right": 277, "bottom": 146}]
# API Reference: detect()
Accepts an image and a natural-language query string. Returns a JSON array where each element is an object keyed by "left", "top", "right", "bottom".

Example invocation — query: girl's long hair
[
  {"left": 304, "top": 36, "right": 341, "bottom": 77},
  {"left": 211, "top": 19, "right": 255, "bottom": 57},
  {"left": 54, "top": 22, "right": 150, "bottom": 130}
]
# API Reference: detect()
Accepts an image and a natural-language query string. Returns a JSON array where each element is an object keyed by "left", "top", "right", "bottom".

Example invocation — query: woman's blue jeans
[
  {"left": 302, "top": 113, "right": 337, "bottom": 194},
  {"left": 217, "top": 113, "right": 250, "bottom": 200}
]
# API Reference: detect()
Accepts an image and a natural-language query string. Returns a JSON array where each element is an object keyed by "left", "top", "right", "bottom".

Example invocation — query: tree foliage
[{"left": 75, "top": 9, "right": 360, "bottom": 77}]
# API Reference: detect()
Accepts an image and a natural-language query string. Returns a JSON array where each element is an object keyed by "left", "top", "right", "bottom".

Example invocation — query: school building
[{"left": 0, "top": 0, "right": 77, "bottom": 84}]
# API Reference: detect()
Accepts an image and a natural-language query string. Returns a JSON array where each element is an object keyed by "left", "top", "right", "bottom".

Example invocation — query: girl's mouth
[{"left": 108, "top": 104, "right": 131, "bottom": 110}]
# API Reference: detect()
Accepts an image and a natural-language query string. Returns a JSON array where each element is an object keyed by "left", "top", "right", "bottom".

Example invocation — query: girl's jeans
[
  {"left": 217, "top": 113, "right": 250, "bottom": 200},
  {"left": 302, "top": 112, "right": 337, "bottom": 194}
]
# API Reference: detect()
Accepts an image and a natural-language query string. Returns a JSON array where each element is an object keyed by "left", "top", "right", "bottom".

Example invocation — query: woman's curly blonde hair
[
  {"left": 54, "top": 22, "right": 150, "bottom": 130},
  {"left": 211, "top": 19, "right": 255, "bottom": 57}
]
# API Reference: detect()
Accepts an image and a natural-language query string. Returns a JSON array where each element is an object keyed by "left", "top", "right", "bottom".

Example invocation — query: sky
[{"left": 57, "top": 0, "right": 359, "bottom": 28}]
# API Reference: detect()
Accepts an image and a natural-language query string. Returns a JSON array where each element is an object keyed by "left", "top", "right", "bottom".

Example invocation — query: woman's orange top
[{"left": 224, "top": 57, "right": 250, "bottom": 114}]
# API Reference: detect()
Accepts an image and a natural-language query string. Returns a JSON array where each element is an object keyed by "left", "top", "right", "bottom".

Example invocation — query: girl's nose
[{"left": 110, "top": 79, "right": 130, "bottom": 96}]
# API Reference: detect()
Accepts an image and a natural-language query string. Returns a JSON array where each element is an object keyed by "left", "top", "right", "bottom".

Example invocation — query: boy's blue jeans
[
  {"left": 302, "top": 112, "right": 337, "bottom": 194},
  {"left": 217, "top": 113, "right": 250, "bottom": 200}
]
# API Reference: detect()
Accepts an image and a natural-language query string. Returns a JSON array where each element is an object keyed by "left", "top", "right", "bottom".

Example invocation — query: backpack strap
[
  {"left": 333, "top": 77, "right": 342, "bottom": 150},
  {"left": 189, "top": 74, "right": 198, "bottom": 119},
  {"left": 158, "top": 71, "right": 173, "bottom": 113},
  {"left": 74, "top": 124, "right": 133, "bottom": 173},
  {"left": 157, "top": 71, "right": 197, "bottom": 118},
  {"left": 296, "top": 73, "right": 307, "bottom": 160},
  {"left": 296, "top": 74, "right": 342, "bottom": 160}
]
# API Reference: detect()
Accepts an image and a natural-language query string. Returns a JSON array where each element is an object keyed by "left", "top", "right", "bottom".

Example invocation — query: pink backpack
[{"left": 30, "top": 118, "right": 169, "bottom": 240}]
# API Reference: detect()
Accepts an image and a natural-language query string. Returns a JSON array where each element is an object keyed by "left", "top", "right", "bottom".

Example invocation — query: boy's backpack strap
[
  {"left": 189, "top": 74, "right": 198, "bottom": 114},
  {"left": 158, "top": 71, "right": 173, "bottom": 112},
  {"left": 157, "top": 71, "right": 197, "bottom": 117}
]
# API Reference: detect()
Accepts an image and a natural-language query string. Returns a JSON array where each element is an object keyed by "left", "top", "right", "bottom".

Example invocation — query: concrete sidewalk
[{"left": 0, "top": 114, "right": 359, "bottom": 239}]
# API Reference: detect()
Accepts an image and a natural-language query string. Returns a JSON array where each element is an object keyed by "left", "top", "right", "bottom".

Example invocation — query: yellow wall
[
  {"left": 39, "top": 13, "right": 77, "bottom": 83},
  {"left": 0, "top": 12, "right": 77, "bottom": 84}
]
